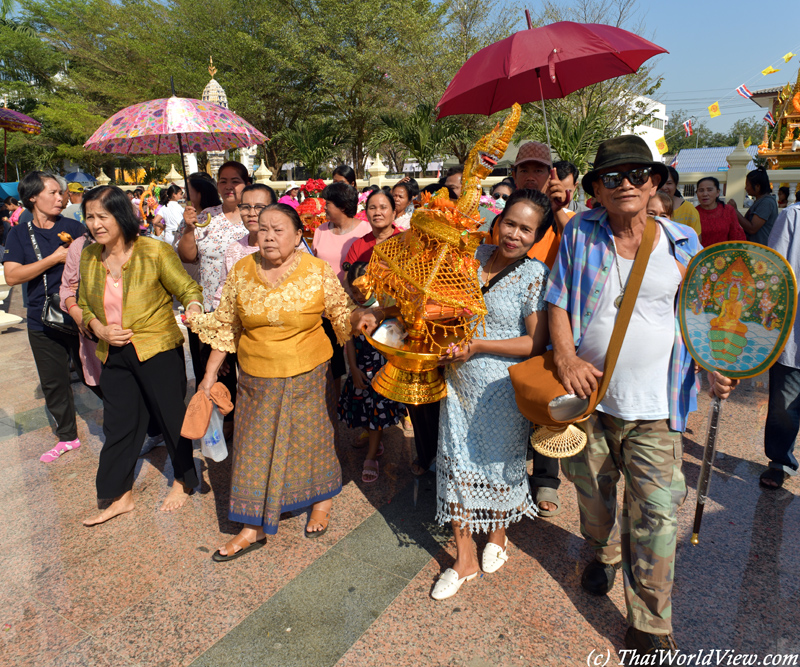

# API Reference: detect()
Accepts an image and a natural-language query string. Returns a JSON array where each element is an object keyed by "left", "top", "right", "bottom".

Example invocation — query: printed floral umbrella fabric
[
  {"left": 84, "top": 96, "right": 266, "bottom": 154},
  {"left": 0, "top": 107, "right": 42, "bottom": 135}
]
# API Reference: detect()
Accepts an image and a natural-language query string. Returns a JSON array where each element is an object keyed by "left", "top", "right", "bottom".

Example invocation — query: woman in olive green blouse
[{"left": 78, "top": 186, "right": 204, "bottom": 526}]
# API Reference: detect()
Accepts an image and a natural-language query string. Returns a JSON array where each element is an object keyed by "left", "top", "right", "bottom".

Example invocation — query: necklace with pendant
[{"left": 612, "top": 239, "right": 625, "bottom": 309}]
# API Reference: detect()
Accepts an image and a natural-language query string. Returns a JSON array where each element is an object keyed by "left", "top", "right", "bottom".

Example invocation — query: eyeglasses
[
  {"left": 237, "top": 204, "right": 268, "bottom": 214},
  {"left": 598, "top": 167, "right": 651, "bottom": 190},
  {"left": 492, "top": 193, "right": 510, "bottom": 201}
]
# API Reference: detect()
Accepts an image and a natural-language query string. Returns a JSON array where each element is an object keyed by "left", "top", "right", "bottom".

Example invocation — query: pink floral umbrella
[
  {"left": 84, "top": 96, "right": 267, "bottom": 155},
  {"left": 0, "top": 106, "right": 42, "bottom": 182}
]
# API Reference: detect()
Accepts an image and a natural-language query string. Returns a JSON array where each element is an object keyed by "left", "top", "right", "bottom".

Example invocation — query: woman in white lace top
[{"left": 431, "top": 189, "right": 552, "bottom": 600}]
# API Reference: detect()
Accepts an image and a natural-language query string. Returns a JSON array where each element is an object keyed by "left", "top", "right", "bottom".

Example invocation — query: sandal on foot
[
  {"left": 305, "top": 509, "right": 331, "bottom": 539},
  {"left": 759, "top": 467, "right": 788, "bottom": 489},
  {"left": 362, "top": 459, "right": 379, "bottom": 484},
  {"left": 376, "top": 442, "right": 384, "bottom": 457},
  {"left": 431, "top": 568, "right": 478, "bottom": 600},
  {"left": 40, "top": 439, "right": 81, "bottom": 463},
  {"left": 212, "top": 533, "right": 266, "bottom": 562},
  {"left": 482, "top": 536, "right": 509, "bottom": 574},
  {"left": 535, "top": 486, "right": 563, "bottom": 518}
]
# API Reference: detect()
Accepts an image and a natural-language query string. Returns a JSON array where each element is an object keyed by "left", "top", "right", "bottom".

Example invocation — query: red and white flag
[{"left": 683, "top": 120, "right": 693, "bottom": 137}]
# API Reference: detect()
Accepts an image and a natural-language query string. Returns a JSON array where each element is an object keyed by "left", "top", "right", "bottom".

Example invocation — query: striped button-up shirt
[{"left": 544, "top": 207, "right": 701, "bottom": 432}]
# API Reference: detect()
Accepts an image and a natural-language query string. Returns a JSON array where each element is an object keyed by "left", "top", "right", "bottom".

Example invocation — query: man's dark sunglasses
[{"left": 599, "top": 167, "right": 652, "bottom": 190}]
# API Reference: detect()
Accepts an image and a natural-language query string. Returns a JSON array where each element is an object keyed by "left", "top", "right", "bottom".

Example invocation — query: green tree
[
  {"left": 275, "top": 118, "right": 347, "bottom": 178},
  {"left": 370, "top": 103, "right": 468, "bottom": 176}
]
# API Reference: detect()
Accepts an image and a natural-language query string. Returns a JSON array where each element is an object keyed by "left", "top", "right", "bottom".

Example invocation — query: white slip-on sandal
[
  {"left": 431, "top": 567, "right": 478, "bottom": 600},
  {"left": 482, "top": 537, "right": 509, "bottom": 573}
]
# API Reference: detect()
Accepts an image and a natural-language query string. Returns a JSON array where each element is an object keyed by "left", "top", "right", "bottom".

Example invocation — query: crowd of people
[{"left": 2, "top": 130, "right": 799, "bottom": 657}]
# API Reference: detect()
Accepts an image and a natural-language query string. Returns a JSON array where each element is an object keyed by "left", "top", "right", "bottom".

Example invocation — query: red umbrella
[{"left": 437, "top": 20, "right": 668, "bottom": 119}]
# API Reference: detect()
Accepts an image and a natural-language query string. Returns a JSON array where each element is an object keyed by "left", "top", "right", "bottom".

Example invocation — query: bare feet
[
  {"left": 538, "top": 501, "right": 557, "bottom": 513},
  {"left": 83, "top": 491, "right": 134, "bottom": 526},
  {"left": 160, "top": 481, "right": 192, "bottom": 512},
  {"left": 218, "top": 525, "right": 266, "bottom": 557}
]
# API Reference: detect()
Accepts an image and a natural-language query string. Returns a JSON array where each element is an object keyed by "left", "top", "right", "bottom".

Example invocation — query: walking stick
[{"left": 690, "top": 395, "right": 722, "bottom": 545}]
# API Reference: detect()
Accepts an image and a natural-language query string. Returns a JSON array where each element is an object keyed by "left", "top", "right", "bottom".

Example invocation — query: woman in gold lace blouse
[{"left": 189, "top": 203, "right": 372, "bottom": 561}]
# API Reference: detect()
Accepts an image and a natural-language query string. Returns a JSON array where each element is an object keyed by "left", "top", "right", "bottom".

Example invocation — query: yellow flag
[
  {"left": 744, "top": 137, "right": 752, "bottom": 148},
  {"left": 783, "top": 52, "right": 796, "bottom": 63},
  {"left": 762, "top": 65, "right": 780, "bottom": 75},
  {"left": 708, "top": 101, "right": 722, "bottom": 118},
  {"left": 655, "top": 137, "right": 668, "bottom": 155}
]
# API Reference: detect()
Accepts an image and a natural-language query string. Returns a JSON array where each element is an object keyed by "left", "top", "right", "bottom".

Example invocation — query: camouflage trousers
[{"left": 562, "top": 412, "right": 687, "bottom": 635}]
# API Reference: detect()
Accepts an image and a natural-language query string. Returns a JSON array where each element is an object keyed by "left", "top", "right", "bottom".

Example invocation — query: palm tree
[
  {"left": 275, "top": 119, "right": 345, "bottom": 178},
  {"left": 370, "top": 103, "right": 469, "bottom": 175},
  {"left": 516, "top": 104, "right": 608, "bottom": 175}
]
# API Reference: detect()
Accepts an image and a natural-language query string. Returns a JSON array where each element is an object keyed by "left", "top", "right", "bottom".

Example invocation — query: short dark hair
[
  {"left": 494, "top": 189, "right": 554, "bottom": 246},
  {"left": 82, "top": 186, "right": 141, "bottom": 244},
  {"left": 665, "top": 165, "right": 680, "bottom": 186},
  {"left": 779, "top": 186, "right": 790, "bottom": 199},
  {"left": 260, "top": 202, "right": 303, "bottom": 232},
  {"left": 553, "top": 160, "right": 579, "bottom": 183},
  {"left": 365, "top": 189, "right": 394, "bottom": 211},
  {"left": 439, "top": 165, "right": 464, "bottom": 188},
  {"left": 187, "top": 173, "right": 222, "bottom": 211},
  {"left": 362, "top": 184, "right": 379, "bottom": 194},
  {"left": 697, "top": 176, "right": 721, "bottom": 191},
  {"left": 346, "top": 261, "right": 368, "bottom": 289},
  {"left": 19, "top": 170, "right": 60, "bottom": 211},
  {"left": 490, "top": 180, "right": 514, "bottom": 194},
  {"left": 392, "top": 179, "right": 419, "bottom": 201},
  {"left": 3, "top": 196, "right": 18, "bottom": 206},
  {"left": 218, "top": 160, "right": 252, "bottom": 184},
  {"left": 332, "top": 164, "right": 357, "bottom": 187},
  {"left": 322, "top": 182, "right": 358, "bottom": 217},
  {"left": 746, "top": 167, "right": 771, "bottom": 196},
  {"left": 241, "top": 183, "right": 277, "bottom": 204}
]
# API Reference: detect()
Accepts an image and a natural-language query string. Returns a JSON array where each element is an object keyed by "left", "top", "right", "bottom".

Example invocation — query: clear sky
[{"left": 641, "top": 0, "right": 798, "bottom": 134}]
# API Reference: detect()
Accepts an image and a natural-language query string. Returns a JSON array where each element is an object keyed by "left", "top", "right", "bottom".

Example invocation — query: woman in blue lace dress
[{"left": 432, "top": 189, "right": 552, "bottom": 600}]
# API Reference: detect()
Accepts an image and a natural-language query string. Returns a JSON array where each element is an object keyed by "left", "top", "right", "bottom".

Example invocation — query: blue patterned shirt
[{"left": 544, "top": 207, "right": 702, "bottom": 432}]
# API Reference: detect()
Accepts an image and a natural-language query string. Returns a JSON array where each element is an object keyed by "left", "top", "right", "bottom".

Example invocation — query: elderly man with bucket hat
[{"left": 544, "top": 135, "right": 737, "bottom": 653}]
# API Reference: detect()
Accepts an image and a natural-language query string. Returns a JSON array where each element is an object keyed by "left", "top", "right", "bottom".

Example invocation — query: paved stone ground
[{"left": 1, "top": 284, "right": 798, "bottom": 667}]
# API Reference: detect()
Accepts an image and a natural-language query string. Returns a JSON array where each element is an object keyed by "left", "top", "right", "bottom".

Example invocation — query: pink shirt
[
  {"left": 312, "top": 219, "right": 370, "bottom": 282},
  {"left": 278, "top": 195, "right": 299, "bottom": 210},
  {"left": 103, "top": 273, "right": 124, "bottom": 327}
]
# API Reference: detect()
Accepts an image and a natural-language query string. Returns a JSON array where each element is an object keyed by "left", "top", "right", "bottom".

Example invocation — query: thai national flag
[
  {"left": 736, "top": 84, "right": 753, "bottom": 99},
  {"left": 765, "top": 112, "right": 776, "bottom": 127},
  {"left": 683, "top": 120, "right": 693, "bottom": 137},
  {"left": 670, "top": 155, "right": 678, "bottom": 168}
]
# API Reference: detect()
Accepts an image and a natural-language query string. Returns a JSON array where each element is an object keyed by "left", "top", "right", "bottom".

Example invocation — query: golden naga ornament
[{"left": 359, "top": 103, "right": 521, "bottom": 404}]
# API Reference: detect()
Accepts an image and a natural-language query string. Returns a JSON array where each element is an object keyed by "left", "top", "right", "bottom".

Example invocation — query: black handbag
[{"left": 26, "top": 221, "right": 78, "bottom": 335}]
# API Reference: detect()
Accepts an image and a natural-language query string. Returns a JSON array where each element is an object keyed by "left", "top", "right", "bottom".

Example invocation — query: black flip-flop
[
  {"left": 759, "top": 468, "right": 787, "bottom": 490},
  {"left": 212, "top": 535, "right": 266, "bottom": 562}
]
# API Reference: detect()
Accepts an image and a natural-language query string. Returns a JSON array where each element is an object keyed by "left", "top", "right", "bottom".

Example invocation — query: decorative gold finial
[{"left": 209, "top": 56, "right": 217, "bottom": 79}]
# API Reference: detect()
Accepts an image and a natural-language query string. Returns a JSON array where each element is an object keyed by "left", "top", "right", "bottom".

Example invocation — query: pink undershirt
[{"left": 103, "top": 273, "right": 124, "bottom": 327}]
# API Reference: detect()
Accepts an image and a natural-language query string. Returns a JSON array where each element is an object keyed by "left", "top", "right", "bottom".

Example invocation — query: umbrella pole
[
  {"left": 4, "top": 128, "right": 7, "bottom": 183},
  {"left": 170, "top": 77, "right": 190, "bottom": 195},
  {"left": 536, "top": 69, "right": 553, "bottom": 157}
]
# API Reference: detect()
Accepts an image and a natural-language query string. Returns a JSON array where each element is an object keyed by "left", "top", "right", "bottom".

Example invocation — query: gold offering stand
[
  {"left": 364, "top": 212, "right": 486, "bottom": 404},
  {"left": 360, "top": 103, "right": 522, "bottom": 404}
]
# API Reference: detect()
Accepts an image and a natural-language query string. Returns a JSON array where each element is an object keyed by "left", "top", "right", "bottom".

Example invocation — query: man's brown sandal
[
  {"left": 212, "top": 533, "right": 266, "bottom": 562},
  {"left": 305, "top": 509, "right": 331, "bottom": 539}
]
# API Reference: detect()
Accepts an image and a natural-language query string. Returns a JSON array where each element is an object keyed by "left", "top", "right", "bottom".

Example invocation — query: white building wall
[{"left": 623, "top": 95, "right": 668, "bottom": 162}]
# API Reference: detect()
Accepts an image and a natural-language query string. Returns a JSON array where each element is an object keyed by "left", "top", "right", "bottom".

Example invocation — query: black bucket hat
[{"left": 582, "top": 135, "right": 669, "bottom": 197}]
